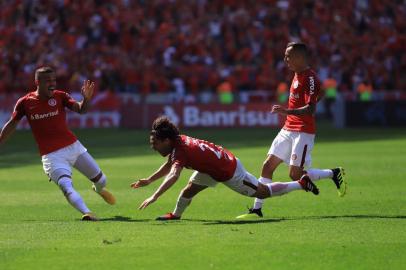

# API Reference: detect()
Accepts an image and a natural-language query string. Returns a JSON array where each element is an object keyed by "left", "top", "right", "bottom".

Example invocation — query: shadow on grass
[
  {"left": 99, "top": 215, "right": 149, "bottom": 222},
  {"left": 24, "top": 214, "right": 400, "bottom": 224},
  {"left": 21, "top": 216, "right": 148, "bottom": 223},
  {"left": 201, "top": 214, "right": 406, "bottom": 225},
  {"left": 285, "top": 214, "right": 406, "bottom": 220}
]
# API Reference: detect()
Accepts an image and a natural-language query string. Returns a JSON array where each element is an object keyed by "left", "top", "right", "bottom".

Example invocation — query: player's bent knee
[
  {"left": 50, "top": 168, "right": 72, "bottom": 184},
  {"left": 181, "top": 182, "right": 206, "bottom": 198},
  {"left": 252, "top": 184, "right": 270, "bottom": 199},
  {"left": 57, "top": 177, "right": 75, "bottom": 197}
]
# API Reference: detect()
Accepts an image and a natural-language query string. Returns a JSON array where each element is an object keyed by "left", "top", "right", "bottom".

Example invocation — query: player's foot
[
  {"left": 156, "top": 213, "right": 181, "bottom": 221},
  {"left": 92, "top": 185, "right": 116, "bottom": 205},
  {"left": 236, "top": 207, "right": 263, "bottom": 219},
  {"left": 331, "top": 167, "right": 347, "bottom": 197},
  {"left": 299, "top": 174, "right": 319, "bottom": 195},
  {"left": 82, "top": 212, "right": 98, "bottom": 221}
]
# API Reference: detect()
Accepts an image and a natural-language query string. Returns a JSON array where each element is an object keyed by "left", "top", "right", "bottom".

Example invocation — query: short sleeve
[
  {"left": 11, "top": 97, "right": 26, "bottom": 121},
  {"left": 304, "top": 75, "right": 320, "bottom": 105}
]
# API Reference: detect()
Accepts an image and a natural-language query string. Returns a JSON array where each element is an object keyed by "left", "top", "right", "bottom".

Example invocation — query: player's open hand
[
  {"left": 139, "top": 195, "right": 157, "bottom": 210},
  {"left": 271, "top": 105, "right": 287, "bottom": 114},
  {"left": 81, "top": 80, "right": 95, "bottom": 101},
  {"left": 130, "top": 179, "right": 151, "bottom": 189}
]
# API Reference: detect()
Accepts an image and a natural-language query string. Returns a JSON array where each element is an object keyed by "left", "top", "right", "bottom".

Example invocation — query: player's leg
[
  {"left": 73, "top": 152, "right": 116, "bottom": 205},
  {"left": 235, "top": 161, "right": 319, "bottom": 219},
  {"left": 157, "top": 171, "right": 211, "bottom": 220},
  {"left": 305, "top": 167, "right": 346, "bottom": 196},
  {"left": 242, "top": 130, "right": 290, "bottom": 218},
  {"left": 42, "top": 146, "right": 97, "bottom": 221},
  {"left": 253, "top": 154, "right": 284, "bottom": 209},
  {"left": 291, "top": 133, "right": 347, "bottom": 196},
  {"left": 253, "top": 177, "right": 319, "bottom": 198},
  {"left": 50, "top": 168, "right": 97, "bottom": 221}
]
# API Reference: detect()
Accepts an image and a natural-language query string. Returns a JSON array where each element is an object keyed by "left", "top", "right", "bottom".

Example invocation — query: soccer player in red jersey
[
  {"left": 0, "top": 67, "right": 115, "bottom": 221},
  {"left": 237, "top": 42, "right": 347, "bottom": 219},
  {"left": 130, "top": 116, "right": 320, "bottom": 220}
]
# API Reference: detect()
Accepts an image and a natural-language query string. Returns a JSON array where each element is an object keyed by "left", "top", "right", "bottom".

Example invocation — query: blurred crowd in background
[{"left": 0, "top": 0, "right": 405, "bottom": 101}]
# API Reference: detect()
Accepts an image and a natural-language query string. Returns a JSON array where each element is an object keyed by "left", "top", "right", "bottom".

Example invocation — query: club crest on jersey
[
  {"left": 48, "top": 98, "right": 57, "bottom": 106},
  {"left": 293, "top": 80, "right": 299, "bottom": 89},
  {"left": 289, "top": 92, "right": 300, "bottom": 99}
]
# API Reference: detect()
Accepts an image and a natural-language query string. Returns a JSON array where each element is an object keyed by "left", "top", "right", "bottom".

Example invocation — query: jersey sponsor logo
[
  {"left": 48, "top": 98, "right": 57, "bottom": 106},
  {"left": 309, "top": 76, "right": 315, "bottom": 95},
  {"left": 182, "top": 106, "right": 279, "bottom": 127},
  {"left": 293, "top": 80, "right": 299, "bottom": 89},
  {"left": 30, "top": 109, "right": 59, "bottom": 120}
]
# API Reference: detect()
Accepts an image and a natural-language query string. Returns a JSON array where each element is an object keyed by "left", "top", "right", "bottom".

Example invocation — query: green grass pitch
[{"left": 1, "top": 124, "right": 406, "bottom": 270}]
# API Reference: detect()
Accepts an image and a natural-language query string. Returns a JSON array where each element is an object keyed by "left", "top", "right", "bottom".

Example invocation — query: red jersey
[
  {"left": 170, "top": 135, "right": 237, "bottom": 182},
  {"left": 11, "top": 90, "right": 78, "bottom": 155},
  {"left": 283, "top": 68, "right": 320, "bottom": 134}
]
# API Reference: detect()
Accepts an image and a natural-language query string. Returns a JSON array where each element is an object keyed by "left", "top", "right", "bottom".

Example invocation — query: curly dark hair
[{"left": 151, "top": 116, "right": 180, "bottom": 141}]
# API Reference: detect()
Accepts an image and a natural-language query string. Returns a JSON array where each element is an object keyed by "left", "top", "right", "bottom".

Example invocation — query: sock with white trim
[
  {"left": 93, "top": 173, "right": 107, "bottom": 193},
  {"left": 268, "top": 181, "right": 302, "bottom": 196},
  {"left": 173, "top": 196, "right": 192, "bottom": 217},
  {"left": 306, "top": 169, "right": 333, "bottom": 181}
]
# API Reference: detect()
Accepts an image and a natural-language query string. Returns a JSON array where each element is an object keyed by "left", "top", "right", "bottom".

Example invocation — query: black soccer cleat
[
  {"left": 331, "top": 167, "right": 347, "bottom": 197},
  {"left": 299, "top": 174, "right": 319, "bottom": 195},
  {"left": 235, "top": 207, "right": 263, "bottom": 219}
]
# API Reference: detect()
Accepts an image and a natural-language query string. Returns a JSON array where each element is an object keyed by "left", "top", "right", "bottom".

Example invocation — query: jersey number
[{"left": 198, "top": 142, "right": 232, "bottom": 160}]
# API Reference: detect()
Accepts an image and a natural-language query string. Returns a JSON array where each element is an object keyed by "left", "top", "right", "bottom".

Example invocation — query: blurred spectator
[
  {"left": 323, "top": 77, "right": 338, "bottom": 118},
  {"left": 276, "top": 82, "right": 289, "bottom": 104},
  {"left": 217, "top": 80, "right": 234, "bottom": 104},
  {"left": 0, "top": 0, "right": 405, "bottom": 98},
  {"left": 357, "top": 80, "right": 373, "bottom": 101}
]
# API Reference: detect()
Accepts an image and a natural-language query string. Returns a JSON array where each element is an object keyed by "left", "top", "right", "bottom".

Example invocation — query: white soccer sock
[
  {"left": 253, "top": 177, "right": 272, "bottom": 209},
  {"left": 306, "top": 169, "right": 333, "bottom": 181},
  {"left": 268, "top": 181, "right": 302, "bottom": 196},
  {"left": 93, "top": 174, "right": 107, "bottom": 193},
  {"left": 173, "top": 196, "right": 192, "bottom": 217},
  {"left": 58, "top": 177, "right": 91, "bottom": 214}
]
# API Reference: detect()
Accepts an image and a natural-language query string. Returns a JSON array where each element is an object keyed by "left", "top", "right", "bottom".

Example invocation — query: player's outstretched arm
[
  {"left": 0, "top": 118, "right": 19, "bottom": 147},
  {"left": 271, "top": 103, "right": 315, "bottom": 115},
  {"left": 138, "top": 164, "right": 183, "bottom": 210},
  {"left": 131, "top": 160, "right": 172, "bottom": 189}
]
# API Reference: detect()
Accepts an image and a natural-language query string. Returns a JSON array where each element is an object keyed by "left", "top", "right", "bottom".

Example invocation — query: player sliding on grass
[
  {"left": 0, "top": 66, "right": 115, "bottom": 221},
  {"left": 131, "top": 116, "right": 320, "bottom": 220},
  {"left": 236, "top": 42, "right": 347, "bottom": 220}
]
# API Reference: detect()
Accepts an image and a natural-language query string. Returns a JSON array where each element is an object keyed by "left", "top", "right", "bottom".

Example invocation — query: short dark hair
[
  {"left": 287, "top": 42, "right": 309, "bottom": 58},
  {"left": 151, "top": 116, "right": 180, "bottom": 141},
  {"left": 35, "top": 66, "right": 54, "bottom": 81}
]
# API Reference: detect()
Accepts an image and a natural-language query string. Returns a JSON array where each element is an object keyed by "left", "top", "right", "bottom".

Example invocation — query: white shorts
[
  {"left": 268, "top": 129, "right": 315, "bottom": 168},
  {"left": 41, "top": 140, "right": 87, "bottom": 178},
  {"left": 190, "top": 159, "right": 259, "bottom": 197}
]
